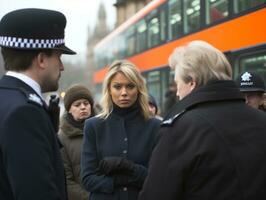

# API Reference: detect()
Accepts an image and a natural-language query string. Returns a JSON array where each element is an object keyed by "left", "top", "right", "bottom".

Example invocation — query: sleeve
[
  {"left": 2, "top": 105, "right": 62, "bottom": 200},
  {"left": 138, "top": 115, "right": 212, "bottom": 200},
  {"left": 59, "top": 137, "right": 89, "bottom": 200},
  {"left": 81, "top": 118, "right": 114, "bottom": 194},
  {"left": 128, "top": 164, "right": 148, "bottom": 188}
]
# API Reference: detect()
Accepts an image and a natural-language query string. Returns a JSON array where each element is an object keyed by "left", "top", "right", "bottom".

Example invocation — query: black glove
[
  {"left": 48, "top": 95, "right": 60, "bottom": 133},
  {"left": 113, "top": 175, "right": 128, "bottom": 187},
  {"left": 99, "top": 157, "right": 135, "bottom": 175}
]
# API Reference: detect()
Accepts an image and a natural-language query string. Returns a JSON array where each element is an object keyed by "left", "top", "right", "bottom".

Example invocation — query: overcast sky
[{"left": 0, "top": 0, "right": 116, "bottom": 63}]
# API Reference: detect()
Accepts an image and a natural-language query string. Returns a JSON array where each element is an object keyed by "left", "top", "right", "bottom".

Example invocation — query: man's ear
[
  {"left": 189, "top": 80, "right": 196, "bottom": 92},
  {"left": 36, "top": 52, "right": 47, "bottom": 70}
]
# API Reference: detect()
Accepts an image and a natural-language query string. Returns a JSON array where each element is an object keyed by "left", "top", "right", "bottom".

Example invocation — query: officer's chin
[{"left": 42, "top": 82, "right": 59, "bottom": 93}]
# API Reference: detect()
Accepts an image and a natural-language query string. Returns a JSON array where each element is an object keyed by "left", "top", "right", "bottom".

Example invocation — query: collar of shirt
[{"left": 6, "top": 71, "right": 43, "bottom": 99}]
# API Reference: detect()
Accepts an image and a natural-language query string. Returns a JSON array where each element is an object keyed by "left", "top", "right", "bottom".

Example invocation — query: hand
[
  {"left": 99, "top": 157, "right": 135, "bottom": 175},
  {"left": 113, "top": 175, "right": 128, "bottom": 187}
]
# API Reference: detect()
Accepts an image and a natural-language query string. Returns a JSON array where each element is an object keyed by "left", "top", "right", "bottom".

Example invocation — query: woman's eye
[
  {"left": 127, "top": 84, "right": 135, "bottom": 89},
  {"left": 83, "top": 102, "right": 89, "bottom": 106},
  {"left": 113, "top": 85, "right": 121, "bottom": 89}
]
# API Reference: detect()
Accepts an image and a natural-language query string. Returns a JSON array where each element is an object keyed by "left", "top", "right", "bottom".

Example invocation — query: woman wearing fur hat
[{"left": 58, "top": 84, "right": 95, "bottom": 200}]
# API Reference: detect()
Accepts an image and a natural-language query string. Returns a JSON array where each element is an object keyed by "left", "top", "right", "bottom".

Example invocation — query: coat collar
[
  {"left": 6, "top": 71, "right": 42, "bottom": 98},
  {"left": 0, "top": 75, "right": 46, "bottom": 108},
  {"left": 162, "top": 80, "right": 245, "bottom": 126},
  {"left": 60, "top": 113, "right": 84, "bottom": 138}
]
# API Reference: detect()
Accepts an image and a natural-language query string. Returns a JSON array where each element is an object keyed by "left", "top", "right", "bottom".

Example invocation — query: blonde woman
[
  {"left": 81, "top": 60, "right": 161, "bottom": 200},
  {"left": 139, "top": 41, "right": 266, "bottom": 200}
]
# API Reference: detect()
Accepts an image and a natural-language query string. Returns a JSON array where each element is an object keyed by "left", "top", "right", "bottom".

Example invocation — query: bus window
[
  {"left": 184, "top": 0, "right": 201, "bottom": 34},
  {"left": 146, "top": 70, "right": 161, "bottom": 110},
  {"left": 168, "top": 0, "right": 182, "bottom": 40},
  {"left": 206, "top": 0, "right": 229, "bottom": 24},
  {"left": 136, "top": 20, "right": 147, "bottom": 53},
  {"left": 160, "top": 8, "right": 167, "bottom": 43},
  {"left": 116, "top": 34, "right": 126, "bottom": 59},
  {"left": 148, "top": 15, "right": 160, "bottom": 48},
  {"left": 238, "top": 52, "right": 266, "bottom": 83},
  {"left": 233, "top": 0, "right": 265, "bottom": 13},
  {"left": 126, "top": 26, "right": 135, "bottom": 56}
]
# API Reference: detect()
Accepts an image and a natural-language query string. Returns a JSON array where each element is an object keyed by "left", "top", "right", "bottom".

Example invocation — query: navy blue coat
[
  {"left": 139, "top": 80, "right": 266, "bottom": 200},
  {"left": 0, "top": 75, "right": 67, "bottom": 200},
  {"left": 81, "top": 104, "right": 161, "bottom": 200}
]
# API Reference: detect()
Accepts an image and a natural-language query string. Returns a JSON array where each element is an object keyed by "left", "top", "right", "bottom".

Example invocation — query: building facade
[{"left": 114, "top": 0, "right": 152, "bottom": 27}]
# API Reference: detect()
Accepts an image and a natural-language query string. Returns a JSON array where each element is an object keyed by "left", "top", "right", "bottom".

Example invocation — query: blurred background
[{"left": 1, "top": 0, "right": 265, "bottom": 116}]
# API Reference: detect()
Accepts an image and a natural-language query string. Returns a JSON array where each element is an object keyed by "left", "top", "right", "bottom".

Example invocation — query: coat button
[
  {"left": 124, "top": 137, "right": 128, "bottom": 142},
  {"left": 123, "top": 187, "right": 127, "bottom": 191},
  {"left": 123, "top": 150, "right": 127, "bottom": 154}
]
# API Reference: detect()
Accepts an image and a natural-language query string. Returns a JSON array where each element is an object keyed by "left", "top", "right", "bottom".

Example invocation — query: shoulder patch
[
  {"left": 161, "top": 110, "right": 186, "bottom": 127},
  {"left": 28, "top": 93, "right": 43, "bottom": 106}
]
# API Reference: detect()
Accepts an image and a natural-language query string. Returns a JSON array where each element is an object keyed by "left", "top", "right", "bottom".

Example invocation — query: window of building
[
  {"left": 233, "top": 0, "right": 265, "bottom": 13},
  {"left": 206, "top": 0, "right": 229, "bottom": 24},
  {"left": 168, "top": 0, "right": 182, "bottom": 40},
  {"left": 184, "top": 0, "right": 201, "bottom": 33}
]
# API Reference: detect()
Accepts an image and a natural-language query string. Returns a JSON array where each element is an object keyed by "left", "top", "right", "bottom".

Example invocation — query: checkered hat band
[{"left": 0, "top": 36, "right": 65, "bottom": 49}]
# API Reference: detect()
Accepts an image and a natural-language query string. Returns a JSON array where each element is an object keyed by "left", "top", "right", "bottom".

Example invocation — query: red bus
[{"left": 93, "top": 0, "right": 266, "bottom": 113}]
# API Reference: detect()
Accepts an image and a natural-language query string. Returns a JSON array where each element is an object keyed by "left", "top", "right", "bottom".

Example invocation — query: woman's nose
[{"left": 121, "top": 87, "right": 128, "bottom": 96}]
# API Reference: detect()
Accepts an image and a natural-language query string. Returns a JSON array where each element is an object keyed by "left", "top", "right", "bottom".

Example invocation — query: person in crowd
[
  {"left": 0, "top": 8, "right": 75, "bottom": 200},
  {"left": 58, "top": 84, "right": 95, "bottom": 200},
  {"left": 236, "top": 71, "right": 265, "bottom": 111},
  {"left": 139, "top": 40, "right": 266, "bottom": 200},
  {"left": 81, "top": 60, "right": 161, "bottom": 200},
  {"left": 148, "top": 94, "right": 163, "bottom": 120},
  {"left": 163, "top": 81, "right": 178, "bottom": 116}
]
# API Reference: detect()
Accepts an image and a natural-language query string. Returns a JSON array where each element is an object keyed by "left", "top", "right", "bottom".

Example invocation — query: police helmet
[{"left": 236, "top": 71, "right": 265, "bottom": 93}]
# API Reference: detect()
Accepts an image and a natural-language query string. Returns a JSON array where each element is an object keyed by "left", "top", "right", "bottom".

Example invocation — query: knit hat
[{"left": 64, "top": 85, "right": 93, "bottom": 111}]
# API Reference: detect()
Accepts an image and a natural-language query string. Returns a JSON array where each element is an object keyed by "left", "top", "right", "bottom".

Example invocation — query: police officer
[
  {"left": 236, "top": 71, "right": 265, "bottom": 111},
  {"left": 0, "top": 8, "right": 76, "bottom": 200}
]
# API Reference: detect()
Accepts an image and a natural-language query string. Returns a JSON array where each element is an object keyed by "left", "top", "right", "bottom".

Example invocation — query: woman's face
[
  {"left": 109, "top": 72, "right": 138, "bottom": 108},
  {"left": 175, "top": 73, "right": 196, "bottom": 100},
  {"left": 69, "top": 98, "right": 91, "bottom": 121}
]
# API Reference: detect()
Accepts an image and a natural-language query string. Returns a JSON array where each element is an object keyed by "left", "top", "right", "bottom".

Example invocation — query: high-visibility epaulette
[
  {"left": 161, "top": 110, "right": 186, "bottom": 127},
  {"left": 0, "top": 85, "right": 43, "bottom": 107}
]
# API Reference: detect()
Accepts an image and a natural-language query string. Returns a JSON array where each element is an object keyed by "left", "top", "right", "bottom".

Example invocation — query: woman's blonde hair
[
  {"left": 97, "top": 60, "right": 150, "bottom": 120},
  {"left": 169, "top": 40, "right": 232, "bottom": 87}
]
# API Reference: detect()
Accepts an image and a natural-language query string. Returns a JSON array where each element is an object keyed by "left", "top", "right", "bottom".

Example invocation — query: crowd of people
[{"left": 0, "top": 8, "right": 265, "bottom": 200}]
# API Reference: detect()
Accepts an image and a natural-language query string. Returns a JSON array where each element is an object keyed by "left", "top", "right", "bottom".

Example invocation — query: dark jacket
[
  {"left": 58, "top": 113, "right": 89, "bottom": 200},
  {"left": 0, "top": 75, "right": 66, "bottom": 200},
  {"left": 139, "top": 80, "right": 266, "bottom": 200},
  {"left": 163, "top": 90, "right": 177, "bottom": 116},
  {"left": 81, "top": 104, "right": 161, "bottom": 200}
]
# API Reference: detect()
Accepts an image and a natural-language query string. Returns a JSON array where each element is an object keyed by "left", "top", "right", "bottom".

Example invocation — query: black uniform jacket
[
  {"left": 0, "top": 75, "right": 66, "bottom": 200},
  {"left": 139, "top": 80, "right": 266, "bottom": 200}
]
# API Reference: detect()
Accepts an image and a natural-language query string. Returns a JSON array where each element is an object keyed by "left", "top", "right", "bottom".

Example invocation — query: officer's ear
[{"left": 36, "top": 52, "right": 48, "bottom": 70}]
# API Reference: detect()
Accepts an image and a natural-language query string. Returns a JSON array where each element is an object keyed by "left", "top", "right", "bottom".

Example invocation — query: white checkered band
[{"left": 0, "top": 36, "right": 65, "bottom": 49}]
